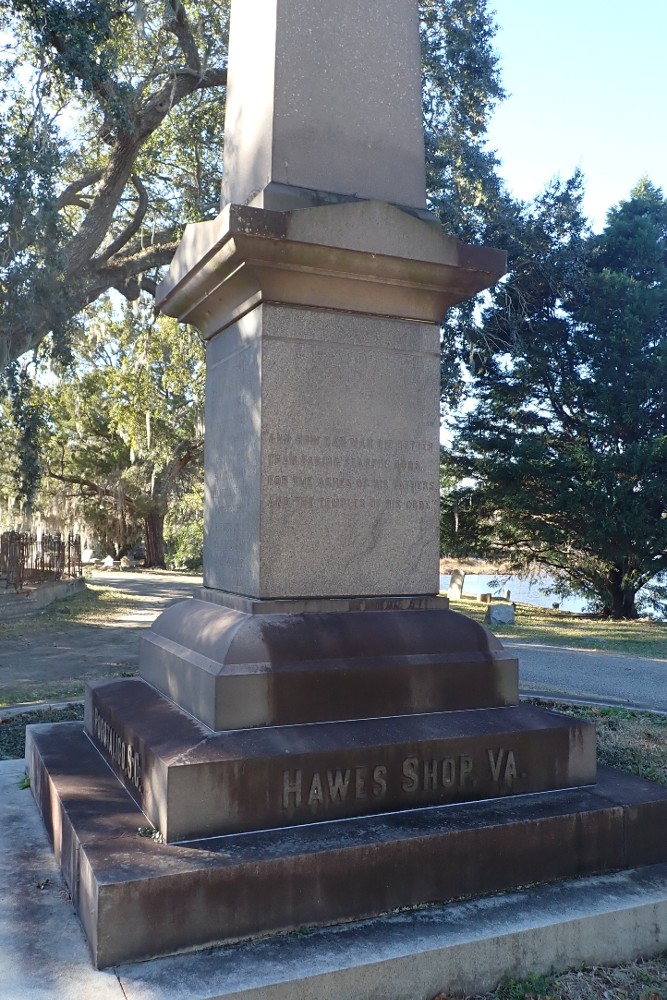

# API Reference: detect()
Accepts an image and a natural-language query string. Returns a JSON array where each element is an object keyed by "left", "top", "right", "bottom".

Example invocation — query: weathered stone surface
[
  {"left": 85, "top": 678, "right": 595, "bottom": 841},
  {"left": 221, "top": 0, "right": 426, "bottom": 211},
  {"left": 26, "top": 723, "right": 667, "bottom": 969},
  {"left": 194, "top": 587, "right": 449, "bottom": 615},
  {"left": 201, "top": 303, "right": 440, "bottom": 599},
  {"left": 486, "top": 603, "right": 516, "bottom": 625},
  {"left": 140, "top": 603, "right": 518, "bottom": 731},
  {"left": 156, "top": 202, "right": 506, "bottom": 339}
]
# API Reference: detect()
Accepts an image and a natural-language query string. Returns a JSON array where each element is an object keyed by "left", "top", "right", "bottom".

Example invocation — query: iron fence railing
[{"left": 0, "top": 532, "right": 83, "bottom": 591}]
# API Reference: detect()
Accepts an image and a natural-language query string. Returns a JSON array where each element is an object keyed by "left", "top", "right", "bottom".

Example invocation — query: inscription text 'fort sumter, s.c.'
[{"left": 282, "top": 747, "right": 521, "bottom": 813}]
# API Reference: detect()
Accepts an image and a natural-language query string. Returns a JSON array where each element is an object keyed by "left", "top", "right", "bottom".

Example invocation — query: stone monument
[{"left": 27, "top": 0, "right": 667, "bottom": 971}]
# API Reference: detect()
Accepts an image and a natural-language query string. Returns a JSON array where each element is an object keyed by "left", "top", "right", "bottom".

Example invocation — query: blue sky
[{"left": 484, "top": 1, "right": 667, "bottom": 231}]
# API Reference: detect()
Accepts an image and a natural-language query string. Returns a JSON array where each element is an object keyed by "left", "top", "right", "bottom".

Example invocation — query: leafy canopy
[
  {"left": 0, "top": 0, "right": 229, "bottom": 371},
  {"left": 442, "top": 178, "right": 667, "bottom": 619},
  {"left": 40, "top": 299, "right": 205, "bottom": 565},
  {"left": 1, "top": 0, "right": 509, "bottom": 532},
  {"left": 0, "top": 0, "right": 506, "bottom": 374}
]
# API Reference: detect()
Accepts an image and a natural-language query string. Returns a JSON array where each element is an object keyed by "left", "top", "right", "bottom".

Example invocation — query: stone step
[
  {"left": 85, "top": 678, "right": 596, "bottom": 841},
  {"left": 140, "top": 602, "right": 519, "bottom": 730},
  {"left": 26, "top": 721, "right": 667, "bottom": 969}
]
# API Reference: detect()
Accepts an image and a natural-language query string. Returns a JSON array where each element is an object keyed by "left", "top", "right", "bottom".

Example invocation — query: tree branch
[
  {"left": 86, "top": 240, "right": 180, "bottom": 302},
  {"left": 164, "top": 0, "right": 201, "bottom": 74},
  {"left": 55, "top": 170, "right": 105, "bottom": 210},
  {"left": 46, "top": 467, "right": 138, "bottom": 515},
  {"left": 97, "top": 174, "right": 149, "bottom": 262}
]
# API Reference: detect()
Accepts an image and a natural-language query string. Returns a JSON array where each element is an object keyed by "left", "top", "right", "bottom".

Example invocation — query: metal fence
[{"left": 0, "top": 532, "right": 83, "bottom": 591}]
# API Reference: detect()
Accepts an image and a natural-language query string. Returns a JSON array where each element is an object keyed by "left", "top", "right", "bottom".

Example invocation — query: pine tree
[{"left": 443, "top": 179, "right": 667, "bottom": 619}]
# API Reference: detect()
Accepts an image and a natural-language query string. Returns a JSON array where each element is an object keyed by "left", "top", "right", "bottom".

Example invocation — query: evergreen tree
[
  {"left": 420, "top": 0, "right": 506, "bottom": 242},
  {"left": 442, "top": 180, "right": 667, "bottom": 619}
]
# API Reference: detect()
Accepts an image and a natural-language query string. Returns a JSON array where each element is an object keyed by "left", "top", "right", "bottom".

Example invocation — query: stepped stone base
[
  {"left": 86, "top": 677, "right": 596, "bottom": 841},
  {"left": 139, "top": 602, "right": 519, "bottom": 730},
  {"left": 26, "top": 722, "right": 667, "bottom": 970}
]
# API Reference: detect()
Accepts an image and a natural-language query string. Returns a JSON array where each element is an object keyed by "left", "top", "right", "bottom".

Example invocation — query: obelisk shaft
[
  {"left": 156, "top": 0, "right": 506, "bottom": 602},
  {"left": 221, "top": 0, "right": 427, "bottom": 212}
]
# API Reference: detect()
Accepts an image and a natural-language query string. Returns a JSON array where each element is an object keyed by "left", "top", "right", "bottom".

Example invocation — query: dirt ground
[{"left": 0, "top": 570, "right": 200, "bottom": 704}]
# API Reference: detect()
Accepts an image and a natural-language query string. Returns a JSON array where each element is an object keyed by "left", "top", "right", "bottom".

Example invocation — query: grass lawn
[
  {"left": 0, "top": 583, "right": 146, "bottom": 636},
  {"left": 449, "top": 595, "right": 667, "bottom": 659}
]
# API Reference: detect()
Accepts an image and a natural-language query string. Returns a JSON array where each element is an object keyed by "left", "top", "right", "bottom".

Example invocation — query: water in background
[
  {"left": 440, "top": 572, "right": 667, "bottom": 619},
  {"left": 439, "top": 574, "right": 587, "bottom": 613}
]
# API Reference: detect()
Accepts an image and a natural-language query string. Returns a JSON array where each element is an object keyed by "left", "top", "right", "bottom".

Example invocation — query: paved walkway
[{"left": 508, "top": 641, "right": 667, "bottom": 713}]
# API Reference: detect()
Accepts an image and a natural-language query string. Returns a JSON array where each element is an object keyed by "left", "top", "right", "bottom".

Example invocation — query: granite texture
[
  {"left": 155, "top": 202, "right": 507, "bottom": 336},
  {"left": 202, "top": 304, "right": 440, "bottom": 599},
  {"left": 194, "top": 587, "right": 449, "bottom": 615},
  {"left": 221, "top": 0, "right": 426, "bottom": 211},
  {"left": 85, "top": 678, "right": 596, "bottom": 841},
  {"left": 139, "top": 602, "right": 518, "bottom": 731}
]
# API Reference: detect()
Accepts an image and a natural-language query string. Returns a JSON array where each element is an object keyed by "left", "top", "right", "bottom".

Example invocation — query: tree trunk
[
  {"left": 603, "top": 566, "right": 639, "bottom": 620},
  {"left": 144, "top": 512, "right": 166, "bottom": 569}
]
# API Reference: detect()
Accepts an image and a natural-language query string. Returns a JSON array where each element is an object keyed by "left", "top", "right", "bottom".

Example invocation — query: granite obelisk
[
  {"left": 156, "top": 0, "right": 504, "bottom": 604},
  {"left": 26, "top": 0, "right": 667, "bottom": 971}
]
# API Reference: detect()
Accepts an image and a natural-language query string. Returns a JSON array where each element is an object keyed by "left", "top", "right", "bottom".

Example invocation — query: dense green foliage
[
  {"left": 40, "top": 303, "right": 205, "bottom": 565},
  {"left": 0, "top": 0, "right": 229, "bottom": 370},
  {"left": 0, "top": 0, "right": 504, "bottom": 373},
  {"left": 442, "top": 179, "right": 667, "bottom": 619},
  {"left": 420, "top": 0, "right": 505, "bottom": 242}
]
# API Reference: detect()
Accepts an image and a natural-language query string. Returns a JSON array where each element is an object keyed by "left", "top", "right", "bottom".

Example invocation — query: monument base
[
  {"left": 85, "top": 677, "right": 596, "bottom": 841},
  {"left": 138, "top": 601, "right": 520, "bottom": 731},
  {"left": 27, "top": 721, "right": 667, "bottom": 969}
]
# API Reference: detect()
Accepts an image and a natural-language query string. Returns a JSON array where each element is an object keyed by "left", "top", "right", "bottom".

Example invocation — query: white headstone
[{"left": 447, "top": 569, "right": 466, "bottom": 600}]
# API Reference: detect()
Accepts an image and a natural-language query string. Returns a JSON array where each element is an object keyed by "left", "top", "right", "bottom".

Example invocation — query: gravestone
[
  {"left": 447, "top": 568, "right": 466, "bottom": 600},
  {"left": 486, "top": 602, "right": 516, "bottom": 626},
  {"left": 27, "top": 0, "right": 667, "bottom": 971}
]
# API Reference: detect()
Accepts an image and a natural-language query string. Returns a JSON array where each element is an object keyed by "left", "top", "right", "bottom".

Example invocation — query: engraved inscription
[
  {"left": 280, "top": 748, "right": 520, "bottom": 813},
  {"left": 283, "top": 765, "right": 388, "bottom": 810},
  {"left": 264, "top": 429, "right": 438, "bottom": 514},
  {"left": 487, "top": 747, "right": 518, "bottom": 783},
  {"left": 401, "top": 754, "right": 474, "bottom": 792},
  {"left": 93, "top": 708, "right": 142, "bottom": 791}
]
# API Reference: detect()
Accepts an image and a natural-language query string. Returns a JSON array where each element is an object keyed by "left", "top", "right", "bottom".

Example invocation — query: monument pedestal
[
  {"left": 26, "top": 0, "right": 667, "bottom": 974},
  {"left": 27, "top": 720, "right": 667, "bottom": 969},
  {"left": 26, "top": 597, "right": 667, "bottom": 968},
  {"left": 25, "top": 196, "right": 667, "bottom": 968}
]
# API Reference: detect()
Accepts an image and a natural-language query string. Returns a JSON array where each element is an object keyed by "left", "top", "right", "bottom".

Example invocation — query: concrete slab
[
  {"left": 3, "top": 759, "right": 667, "bottom": 1000},
  {"left": 118, "top": 866, "right": 667, "bottom": 1000},
  {"left": 0, "top": 759, "right": 123, "bottom": 999}
]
